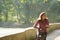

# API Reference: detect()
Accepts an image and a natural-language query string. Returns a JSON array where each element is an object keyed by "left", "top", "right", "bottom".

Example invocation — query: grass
[{"left": 0, "top": 24, "right": 60, "bottom": 40}]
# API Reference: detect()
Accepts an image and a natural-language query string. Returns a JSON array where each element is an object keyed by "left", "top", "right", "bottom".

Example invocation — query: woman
[{"left": 33, "top": 12, "right": 49, "bottom": 40}]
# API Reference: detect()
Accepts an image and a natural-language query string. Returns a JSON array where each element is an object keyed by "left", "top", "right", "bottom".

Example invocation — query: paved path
[
  {"left": 0, "top": 28, "right": 60, "bottom": 40},
  {"left": 0, "top": 28, "right": 25, "bottom": 37},
  {"left": 0, "top": 23, "right": 60, "bottom": 40},
  {"left": 47, "top": 30, "right": 60, "bottom": 40}
]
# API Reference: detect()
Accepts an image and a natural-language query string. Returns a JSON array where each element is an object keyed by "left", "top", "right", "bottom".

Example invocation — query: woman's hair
[{"left": 37, "top": 12, "right": 48, "bottom": 20}]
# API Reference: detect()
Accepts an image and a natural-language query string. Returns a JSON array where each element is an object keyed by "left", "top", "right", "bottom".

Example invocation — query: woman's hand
[
  {"left": 46, "top": 25, "right": 49, "bottom": 28},
  {"left": 34, "top": 26, "right": 39, "bottom": 29}
]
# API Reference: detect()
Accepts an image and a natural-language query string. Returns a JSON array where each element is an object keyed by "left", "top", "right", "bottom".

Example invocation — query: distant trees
[{"left": 0, "top": 0, "right": 60, "bottom": 24}]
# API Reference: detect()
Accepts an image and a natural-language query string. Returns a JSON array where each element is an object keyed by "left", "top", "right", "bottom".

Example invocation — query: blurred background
[
  {"left": 0, "top": 0, "right": 60, "bottom": 40},
  {"left": 0, "top": 0, "right": 60, "bottom": 28}
]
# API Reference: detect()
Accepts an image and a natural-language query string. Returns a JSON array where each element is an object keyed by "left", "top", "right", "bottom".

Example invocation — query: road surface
[{"left": 47, "top": 30, "right": 60, "bottom": 40}]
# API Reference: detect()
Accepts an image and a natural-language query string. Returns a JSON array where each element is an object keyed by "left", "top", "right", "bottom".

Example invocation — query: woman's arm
[
  {"left": 33, "top": 20, "right": 39, "bottom": 28},
  {"left": 46, "top": 19, "right": 49, "bottom": 28}
]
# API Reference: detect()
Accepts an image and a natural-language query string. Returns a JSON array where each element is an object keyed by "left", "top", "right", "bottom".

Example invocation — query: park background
[
  {"left": 0, "top": 0, "right": 60, "bottom": 28},
  {"left": 0, "top": 0, "right": 60, "bottom": 40}
]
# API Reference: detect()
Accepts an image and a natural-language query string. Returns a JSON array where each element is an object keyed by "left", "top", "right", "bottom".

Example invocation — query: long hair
[{"left": 37, "top": 12, "right": 48, "bottom": 20}]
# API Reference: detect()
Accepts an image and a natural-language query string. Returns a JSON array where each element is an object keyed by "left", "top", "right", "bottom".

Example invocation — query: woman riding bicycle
[{"left": 33, "top": 12, "right": 49, "bottom": 40}]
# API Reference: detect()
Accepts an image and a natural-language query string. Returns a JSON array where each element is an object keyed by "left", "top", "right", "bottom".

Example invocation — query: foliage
[{"left": 0, "top": 0, "right": 60, "bottom": 27}]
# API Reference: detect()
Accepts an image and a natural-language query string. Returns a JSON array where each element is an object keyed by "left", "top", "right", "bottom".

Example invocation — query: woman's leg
[
  {"left": 38, "top": 32, "right": 43, "bottom": 40},
  {"left": 43, "top": 32, "right": 47, "bottom": 40},
  {"left": 37, "top": 32, "right": 47, "bottom": 40},
  {"left": 37, "top": 32, "right": 41, "bottom": 40},
  {"left": 37, "top": 33, "right": 40, "bottom": 40}
]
